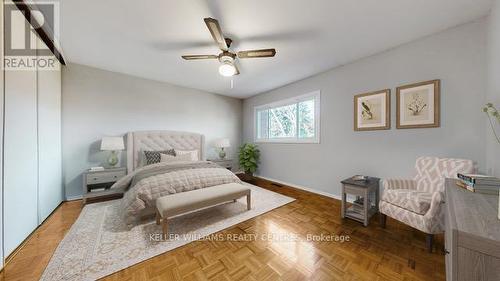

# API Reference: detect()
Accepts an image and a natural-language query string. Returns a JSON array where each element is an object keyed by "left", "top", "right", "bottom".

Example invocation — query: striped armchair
[{"left": 379, "top": 156, "right": 475, "bottom": 252}]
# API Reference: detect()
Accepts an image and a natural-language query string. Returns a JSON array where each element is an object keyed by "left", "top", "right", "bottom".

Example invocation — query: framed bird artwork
[{"left": 354, "top": 89, "right": 391, "bottom": 131}]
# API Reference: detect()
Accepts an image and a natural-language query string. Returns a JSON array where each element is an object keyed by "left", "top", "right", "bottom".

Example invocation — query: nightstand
[
  {"left": 209, "top": 159, "right": 233, "bottom": 171},
  {"left": 83, "top": 167, "right": 127, "bottom": 204},
  {"left": 340, "top": 176, "right": 380, "bottom": 227}
]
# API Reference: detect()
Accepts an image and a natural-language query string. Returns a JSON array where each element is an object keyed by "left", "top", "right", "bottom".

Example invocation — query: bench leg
[
  {"left": 162, "top": 218, "right": 168, "bottom": 236},
  {"left": 247, "top": 193, "right": 251, "bottom": 210},
  {"left": 155, "top": 210, "right": 161, "bottom": 225}
]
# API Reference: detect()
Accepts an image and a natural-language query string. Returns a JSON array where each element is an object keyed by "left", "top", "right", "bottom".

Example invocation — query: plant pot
[{"left": 241, "top": 171, "right": 254, "bottom": 182}]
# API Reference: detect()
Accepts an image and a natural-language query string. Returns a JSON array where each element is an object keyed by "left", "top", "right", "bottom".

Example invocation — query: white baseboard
[
  {"left": 65, "top": 195, "right": 83, "bottom": 201},
  {"left": 255, "top": 175, "right": 343, "bottom": 201},
  {"left": 65, "top": 176, "right": 349, "bottom": 203}
]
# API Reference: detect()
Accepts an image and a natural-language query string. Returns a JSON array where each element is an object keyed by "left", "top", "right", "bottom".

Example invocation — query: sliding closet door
[
  {"left": 0, "top": 1, "right": 4, "bottom": 267},
  {"left": 37, "top": 39, "right": 62, "bottom": 223},
  {"left": 4, "top": 64, "right": 38, "bottom": 256},
  {"left": 3, "top": 14, "right": 39, "bottom": 256}
]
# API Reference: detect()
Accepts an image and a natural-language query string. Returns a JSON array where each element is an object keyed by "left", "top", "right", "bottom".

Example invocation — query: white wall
[
  {"left": 243, "top": 19, "right": 487, "bottom": 197},
  {"left": 487, "top": 0, "right": 500, "bottom": 177},
  {"left": 62, "top": 63, "right": 242, "bottom": 199}
]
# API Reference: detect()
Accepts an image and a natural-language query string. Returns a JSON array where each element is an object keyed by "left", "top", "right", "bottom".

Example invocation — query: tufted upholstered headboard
[{"left": 126, "top": 130, "right": 205, "bottom": 174}]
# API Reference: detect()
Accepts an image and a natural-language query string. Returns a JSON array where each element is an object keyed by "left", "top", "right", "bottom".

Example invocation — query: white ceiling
[{"left": 56, "top": 0, "right": 492, "bottom": 98}]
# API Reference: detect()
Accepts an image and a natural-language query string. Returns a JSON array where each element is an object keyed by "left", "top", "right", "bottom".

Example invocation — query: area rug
[{"left": 41, "top": 183, "right": 294, "bottom": 280}]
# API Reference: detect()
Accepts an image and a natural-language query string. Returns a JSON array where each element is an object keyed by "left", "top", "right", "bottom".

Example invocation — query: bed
[{"left": 114, "top": 130, "right": 241, "bottom": 225}]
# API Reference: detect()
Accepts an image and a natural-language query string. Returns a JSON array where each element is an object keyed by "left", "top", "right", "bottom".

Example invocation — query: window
[{"left": 255, "top": 91, "right": 320, "bottom": 143}]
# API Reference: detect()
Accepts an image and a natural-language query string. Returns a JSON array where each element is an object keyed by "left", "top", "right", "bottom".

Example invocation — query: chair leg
[
  {"left": 380, "top": 213, "right": 387, "bottom": 228},
  {"left": 426, "top": 234, "right": 434, "bottom": 253}
]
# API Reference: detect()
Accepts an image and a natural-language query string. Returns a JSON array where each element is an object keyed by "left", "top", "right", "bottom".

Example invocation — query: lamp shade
[
  {"left": 214, "top": 138, "right": 230, "bottom": 148},
  {"left": 100, "top": 137, "right": 125, "bottom": 151}
]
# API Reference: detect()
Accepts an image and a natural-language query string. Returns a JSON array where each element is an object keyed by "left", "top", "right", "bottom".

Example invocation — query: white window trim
[{"left": 254, "top": 91, "right": 321, "bottom": 144}]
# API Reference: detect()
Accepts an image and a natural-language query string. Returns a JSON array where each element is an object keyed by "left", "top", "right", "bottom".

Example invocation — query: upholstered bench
[{"left": 155, "top": 183, "right": 251, "bottom": 235}]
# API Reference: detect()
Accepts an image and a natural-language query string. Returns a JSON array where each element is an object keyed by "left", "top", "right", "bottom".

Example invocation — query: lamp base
[
  {"left": 218, "top": 149, "right": 226, "bottom": 159},
  {"left": 108, "top": 151, "right": 119, "bottom": 167}
]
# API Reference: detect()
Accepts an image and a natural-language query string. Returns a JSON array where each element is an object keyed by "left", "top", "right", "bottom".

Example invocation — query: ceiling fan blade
[
  {"left": 204, "top": 18, "right": 228, "bottom": 51},
  {"left": 181, "top": 55, "right": 218, "bottom": 60},
  {"left": 237, "top": 48, "right": 276, "bottom": 58},
  {"left": 234, "top": 63, "right": 240, "bottom": 75}
]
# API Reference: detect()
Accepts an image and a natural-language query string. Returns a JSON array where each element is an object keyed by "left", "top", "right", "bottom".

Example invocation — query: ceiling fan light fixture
[{"left": 218, "top": 62, "right": 236, "bottom": 77}]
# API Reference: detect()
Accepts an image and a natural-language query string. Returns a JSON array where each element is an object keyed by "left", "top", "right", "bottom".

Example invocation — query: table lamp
[
  {"left": 100, "top": 136, "right": 125, "bottom": 167},
  {"left": 214, "top": 138, "right": 230, "bottom": 159}
]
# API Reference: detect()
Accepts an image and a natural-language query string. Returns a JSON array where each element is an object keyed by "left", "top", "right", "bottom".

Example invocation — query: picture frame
[
  {"left": 354, "top": 89, "right": 391, "bottom": 131},
  {"left": 396, "top": 80, "right": 440, "bottom": 129}
]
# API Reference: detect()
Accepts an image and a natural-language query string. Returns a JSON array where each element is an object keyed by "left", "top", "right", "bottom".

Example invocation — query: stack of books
[
  {"left": 89, "top": 166, "right": 105, "bottom": 171},
  {"left": 351, "top": 197, "right": 370, "bottom": 213},
  {"left": 456, "top": 173, "right": 500, "bottom": 195}
]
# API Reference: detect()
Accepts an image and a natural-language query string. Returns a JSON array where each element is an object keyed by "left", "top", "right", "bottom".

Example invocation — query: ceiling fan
[{"left": 182, "top": 18, "right": 276, "bottom": 77}]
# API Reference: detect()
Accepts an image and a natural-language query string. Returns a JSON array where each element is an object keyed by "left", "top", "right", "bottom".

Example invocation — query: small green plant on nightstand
[
  {"left": 239, "top": 143, "right": 260, "bottom": 179},
  {"left": 484, "top": 103, "right": 500, "bottom": 144}
]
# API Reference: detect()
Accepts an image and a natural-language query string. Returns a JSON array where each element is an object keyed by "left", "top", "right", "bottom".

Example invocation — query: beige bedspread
[{"left": 112, "top": 161, "right": 241, "bottom": 224}]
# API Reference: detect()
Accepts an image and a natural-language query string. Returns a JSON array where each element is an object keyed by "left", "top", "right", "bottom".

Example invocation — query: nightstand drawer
[{"left": 86, "top": 170, "right": 126, "bottom": 185}]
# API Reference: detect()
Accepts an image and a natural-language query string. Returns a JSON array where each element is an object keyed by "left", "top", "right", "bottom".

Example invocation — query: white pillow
[
  {"left": 160, "top": 153, "right": 193, "bottom": 163},
  {"left": 175, "top": 150, "right": 199, "bottom": 161}
]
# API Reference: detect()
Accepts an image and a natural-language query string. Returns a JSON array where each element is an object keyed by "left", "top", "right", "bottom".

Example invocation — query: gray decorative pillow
[{"left": 143, "top": 149, "right": 176, "bottom": 165}]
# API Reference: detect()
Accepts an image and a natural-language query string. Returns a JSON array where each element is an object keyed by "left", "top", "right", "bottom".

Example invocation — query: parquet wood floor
[{"left": 0, "top": 177, "right": 445, "bottom": 281}]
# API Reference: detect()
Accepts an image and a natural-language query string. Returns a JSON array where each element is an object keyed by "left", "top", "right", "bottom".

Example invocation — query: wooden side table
[{"left": 341, "top": 176, "right": 380, "bottom": 226}]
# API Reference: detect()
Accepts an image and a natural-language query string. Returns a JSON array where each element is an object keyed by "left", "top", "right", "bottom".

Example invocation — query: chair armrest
[
  {"left": 424, "top": 191, "right": 445, "bottom": 219},
  {"left": 382, "top": 179, "right": 416, "bottom": 190}
]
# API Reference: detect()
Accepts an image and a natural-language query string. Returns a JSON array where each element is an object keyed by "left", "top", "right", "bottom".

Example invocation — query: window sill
[{"left": 254, "top": 139, "right": 320, "bottom": 144}]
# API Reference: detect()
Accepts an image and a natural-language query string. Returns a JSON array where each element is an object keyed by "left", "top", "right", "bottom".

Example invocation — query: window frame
[{"left": 254, "top": 91, "right": 321, "bottom": 144}]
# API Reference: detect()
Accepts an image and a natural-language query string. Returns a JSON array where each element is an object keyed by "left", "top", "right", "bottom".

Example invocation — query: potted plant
[
  {"left": 484, "top": 103, "right": 500, "bottom": 144},
  {"left": 483, "top": 103, "right": 500, "bottom": 220},
  {"left": 238, "top": 143, "right": 260, "bottom": 181}
]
